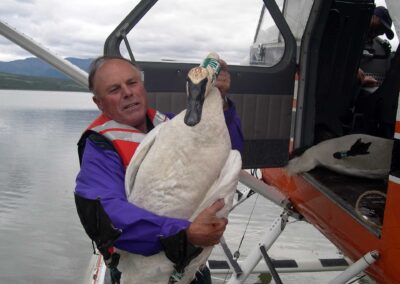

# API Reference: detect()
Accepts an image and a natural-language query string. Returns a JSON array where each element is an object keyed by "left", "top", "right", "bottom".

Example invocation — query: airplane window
[
  {"left": 251, "top": 0, "right": 285, "bottom": 66},
  {"left": 284, "top": 0, "right": 314, "bottom": 42},
  {"left": 251, "top": 0, "right": 314, "bottom": 66},
  {"left": 121, "top": 0, "right": 286, "bottom": 66}
]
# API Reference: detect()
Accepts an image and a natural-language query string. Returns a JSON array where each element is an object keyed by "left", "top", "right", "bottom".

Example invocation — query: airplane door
[{"left": 104, "top": 0, "right": 298, "bottom": 169}]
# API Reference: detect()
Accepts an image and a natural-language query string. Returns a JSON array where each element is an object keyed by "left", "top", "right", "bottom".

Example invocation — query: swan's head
[{"left": 184, "top": 66, "right": 216, "bottom": 126}]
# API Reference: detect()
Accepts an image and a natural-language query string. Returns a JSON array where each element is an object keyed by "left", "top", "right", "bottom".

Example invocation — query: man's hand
[
  {"left": 362, "top": 75, "right": 378, "bottom": 87},
  {"left": 215, "top": 59, "right": 231, "bottom": 110},
  {"left": 186, "top": 199, "right": 228, "bottom": 247},
  {"left": 357, "top": 68, "right": 378, "bottom": 87}
]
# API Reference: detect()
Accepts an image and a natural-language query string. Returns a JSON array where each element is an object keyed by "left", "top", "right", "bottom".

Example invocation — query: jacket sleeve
[
  {"left": 224, "top": 98, "right": 244, "bottom": 153},
  {"left": 75, "top": 138, "right": 190, "bottom": 256}
]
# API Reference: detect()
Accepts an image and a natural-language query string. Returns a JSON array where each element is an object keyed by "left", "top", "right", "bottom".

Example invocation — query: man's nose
[{"left": 122, "top": 84, "right": 133, "bottom": 97}]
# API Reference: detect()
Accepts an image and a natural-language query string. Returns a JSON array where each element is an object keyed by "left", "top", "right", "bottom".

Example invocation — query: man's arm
[
  {"left": 224, "top": 98, "right": 244, "bottom": 152},
  {"left": 75, "top": 138, "right": 190, "bottom": 256},
  {"left": 216, "top": 59, "right": 244, "bottom": 152},
  {"left": 75, "top": 138, "right": 229, "bottom": 255}
]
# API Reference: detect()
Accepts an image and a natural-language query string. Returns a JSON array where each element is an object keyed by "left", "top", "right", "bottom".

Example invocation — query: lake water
[
  {"left": 0, "top": 90, "right": 348, "bottom": 283},
  {"left": 0, "top": 90, "right": 98, "bottom": 283}
]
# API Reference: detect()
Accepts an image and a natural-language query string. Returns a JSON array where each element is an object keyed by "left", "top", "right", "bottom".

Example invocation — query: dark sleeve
[{"left": 75, "top": 138, "right": 190, "bottom": 256}]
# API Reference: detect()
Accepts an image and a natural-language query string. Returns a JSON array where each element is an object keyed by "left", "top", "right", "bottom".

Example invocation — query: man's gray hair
[{"left": 88, "top": 56, "right": 139, "bottom": 93}]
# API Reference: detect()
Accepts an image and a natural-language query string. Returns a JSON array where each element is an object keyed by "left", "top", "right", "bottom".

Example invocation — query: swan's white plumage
[
  {"left": 286, "top": 134, "right": 393, "bottom": 179},
  {"left": 119, "top": 59, "right": 242, "bottom": 284}
]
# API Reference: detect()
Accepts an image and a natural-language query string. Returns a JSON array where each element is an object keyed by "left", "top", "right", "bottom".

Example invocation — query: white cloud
[
  {"left": 0, "top": 0, "right": 139, "bottom": 60},
  {"left": 0, "top": 0, "right": 397, "bottom": 64},
  {"left": 124, "top": 0, "right": 261, "bottom": 63},
  {"left": 0, "top": 0, "right": 263, "bottom": 64}
]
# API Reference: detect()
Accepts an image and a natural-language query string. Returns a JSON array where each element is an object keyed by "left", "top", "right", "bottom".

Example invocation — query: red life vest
[{"left": 86, "top": 108, "right": 168, "bottom": 168}]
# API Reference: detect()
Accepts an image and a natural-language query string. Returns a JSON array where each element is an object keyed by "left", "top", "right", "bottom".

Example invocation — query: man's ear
[{"left": 92, "top": 96, "right": 103, "bottom": 111}]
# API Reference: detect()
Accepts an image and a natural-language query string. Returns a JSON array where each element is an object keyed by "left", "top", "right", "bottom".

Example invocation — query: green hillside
[{"left": 0, "top": 72, "right": 88, "bottom": 92}]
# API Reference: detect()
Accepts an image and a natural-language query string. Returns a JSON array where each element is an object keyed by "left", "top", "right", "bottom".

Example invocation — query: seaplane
[{"left": 1, "top": 0, "right": 399, "bottom": 283}]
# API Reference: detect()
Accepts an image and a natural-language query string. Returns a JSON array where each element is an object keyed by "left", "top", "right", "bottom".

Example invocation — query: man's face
[{"left": 92, "top": 59, "right": 148, "bottom": 132}]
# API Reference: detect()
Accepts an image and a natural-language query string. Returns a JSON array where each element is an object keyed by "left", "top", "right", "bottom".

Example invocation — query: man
[
  {"left": 366, "top": 6, "right": 394, "bottom": 44},
  {"left": 358, "top": 6, "right": 394, "bottom": 87},
  {"left": 75, "top": 56, "right": 243, "bottom": 283},
  {"left": 350, "top": 6, "right": 399, "bottom": 139}
]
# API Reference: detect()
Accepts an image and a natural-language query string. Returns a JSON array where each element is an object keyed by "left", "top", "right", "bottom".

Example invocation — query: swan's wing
[
  {"left": 190, "top": 150, "right": 242, "bottom": 220},
  {"left": 124, "top": 123, "right": 163, "bottom": 197}
]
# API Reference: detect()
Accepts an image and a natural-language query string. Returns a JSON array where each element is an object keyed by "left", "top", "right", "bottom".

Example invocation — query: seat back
[{"left": 314, "top": 1, "right": 374, "bottom": 139}]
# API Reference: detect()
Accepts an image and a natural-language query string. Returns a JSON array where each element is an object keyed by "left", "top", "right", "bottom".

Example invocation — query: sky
[
  {"left": 0, "top": 0, "right": 262, "bottom": 64},
  {"left": 0, "top": 0, "right": 397, "bottom": 65}
]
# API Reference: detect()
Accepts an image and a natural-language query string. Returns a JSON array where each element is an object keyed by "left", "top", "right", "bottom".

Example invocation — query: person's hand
[
  {"left": 357, "top": 68, "right": 365, "bottom": 83},
  {"left": 362, "top": 75, "right": 378, "bottom": 87},
  {"left": 215, "top": 59, "right": 231, "bottom": 110},
  {"left": 357, "top": 68, "right": 378, "bottom": 87},
  {"left": 186, "top": 199, "right": 228, "bottom": 247}
]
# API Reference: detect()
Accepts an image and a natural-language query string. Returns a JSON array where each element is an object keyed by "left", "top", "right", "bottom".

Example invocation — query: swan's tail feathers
[
  {"left": 160, "top": 230, "right": 203, "bottom": 283},
  {"left": 178, "top": 247, "right": 213, "bottom": 284}
]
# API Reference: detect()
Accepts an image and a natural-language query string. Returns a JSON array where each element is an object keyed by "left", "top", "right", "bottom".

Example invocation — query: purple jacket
[{"left": 75, "top": 99, "right": 243, "bottom": 255}]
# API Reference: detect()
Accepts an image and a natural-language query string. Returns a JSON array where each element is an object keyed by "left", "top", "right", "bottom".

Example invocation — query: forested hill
[
  {"left": 0, "top": 72, "right": 88, "bottom": 92},
  {"left": 0, "top": 57, "right": 91, "bottom": 79},
  {"left": 0, "top": 57, "right": 91, "bottom": 92}
]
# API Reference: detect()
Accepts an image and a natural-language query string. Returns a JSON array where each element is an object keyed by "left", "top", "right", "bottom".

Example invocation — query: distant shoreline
[{"left": 0, "top": 71, "right": 88, "bottom": 92}]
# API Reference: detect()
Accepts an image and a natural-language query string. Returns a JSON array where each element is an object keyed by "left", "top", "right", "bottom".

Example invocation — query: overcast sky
[
  {"left": 0, "top": 0, "right": 143, "bottom": 61},
  {"left": 0, "top": 0, "right": 396, "bottom": 64},
  {"left": 0, "top": 0, "right": 262, "bottom": 64}
]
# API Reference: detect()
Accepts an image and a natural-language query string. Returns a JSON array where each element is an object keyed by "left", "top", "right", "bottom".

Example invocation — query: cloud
[
  {"left": 1, "top": 0, "right": 396, "bottom": 65},
  {"left": 0, "top": 0, "right": 263, "bottom": 64},
  {"left": 0, "top": 0, "right": 138, "bottom": 60},
  {"left": 124, "top": 0, "right": 260, "bottom": 63}
]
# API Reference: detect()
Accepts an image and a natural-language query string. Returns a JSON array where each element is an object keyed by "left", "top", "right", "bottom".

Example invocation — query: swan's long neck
[
  {"left": 194, "top": 87, "right": 226, "bottom": 139},
  {"left": 202, "top": 87, "right": 223, "bottom": 120}
]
